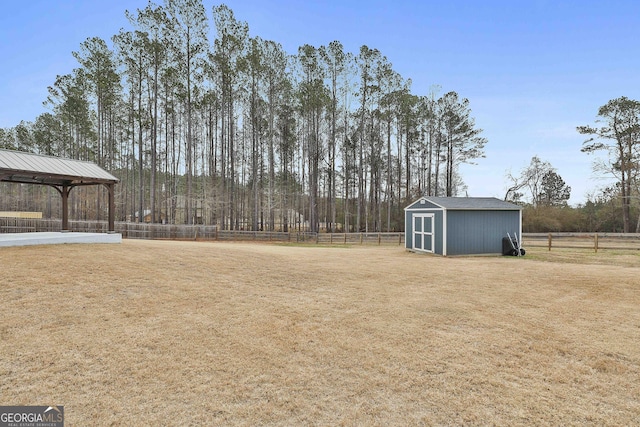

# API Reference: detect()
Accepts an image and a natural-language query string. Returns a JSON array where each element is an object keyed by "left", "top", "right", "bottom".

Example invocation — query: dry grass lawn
[{"left": 1, "top": 240, "right": 639, "bottom": 426}]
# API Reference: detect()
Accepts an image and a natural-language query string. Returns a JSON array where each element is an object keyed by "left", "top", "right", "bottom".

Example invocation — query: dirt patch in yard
[{"left": 1, "top": 240, "right": 639, "bottom": 425}]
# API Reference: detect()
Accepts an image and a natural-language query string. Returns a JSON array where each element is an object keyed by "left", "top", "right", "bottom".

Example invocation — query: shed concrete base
[{"left": 0, "top": 232, "right": 122, "bottom": 247}]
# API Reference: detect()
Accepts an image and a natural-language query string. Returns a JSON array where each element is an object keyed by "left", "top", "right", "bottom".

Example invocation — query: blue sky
[{"left": 2, "top": 0, "right": 639, "bottom": 204}]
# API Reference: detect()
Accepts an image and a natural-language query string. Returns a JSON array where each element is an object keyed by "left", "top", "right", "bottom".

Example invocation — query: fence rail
[
  {"left": 317, "top": 232, "right": 405, "bottom": 245},
  {"left": 0, "top": 218, "right": 404, "bottom": 245},
  {"left": 5, "top": 219, "right": 637, "bottom": 252},
  {"left": 523, "top": 232, "right": 640, "bottom": 252},
  {"left": 0, "top": 217, "right": 62, "bottom": 233}
]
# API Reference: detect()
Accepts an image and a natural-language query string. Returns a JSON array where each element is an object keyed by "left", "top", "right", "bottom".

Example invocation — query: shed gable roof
[
  {"left": 406, "top": 196, "right": 521, "bottom": 211},
  {"left": 0, "top": 149, "right": 118, "bottom": 185}
]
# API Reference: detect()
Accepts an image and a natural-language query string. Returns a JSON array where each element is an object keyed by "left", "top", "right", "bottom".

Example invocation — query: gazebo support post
[
  {"left": 108, "top": 183, "right": 115, "bottom": 232},
  {"left": 61, "top": 184, "right": 70, "bottom": 232}
]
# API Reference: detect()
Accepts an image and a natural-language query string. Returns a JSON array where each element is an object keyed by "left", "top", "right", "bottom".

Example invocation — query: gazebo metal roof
[
  {"left": 0, "top": 149, "right": 118, "bottom": 186},
  {"left": 0, "top": 149, "right": 118, "bottom": 232}
]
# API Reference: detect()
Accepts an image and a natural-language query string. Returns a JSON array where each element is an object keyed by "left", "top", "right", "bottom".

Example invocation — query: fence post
[
  {"left": 360, "top": 233, "right": 363, "bottom": 245},
  {"left": 594, "top": 234, "right": 598, "bottom": 253},
  {"left": 330, "top": 233, "right": 333, "bottom": 244},
  {"left": 378, "top": 233, "right": 381, "bottom": 245},
  {"left": 548, "top": 233, "right": 552, "bottom": 251},
  {"left": 344, "top": 233, "right": 347, "bottom": 244}
]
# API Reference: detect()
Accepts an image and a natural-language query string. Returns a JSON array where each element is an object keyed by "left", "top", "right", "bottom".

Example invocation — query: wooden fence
[
  {"left": 523, "top": 233, "right": 640, "bottom": 252},
  {"left": 0, "top": 217, "right": 59, "bottom": 233},
  {"left": 316, "top": 232, "right": 405, "bottom": 245},
  {"left": 5, "top": 219, "right": 638, "bottom": 252},
  {"left": 0, "top": 218, "right": 403, "bottom": 245}
]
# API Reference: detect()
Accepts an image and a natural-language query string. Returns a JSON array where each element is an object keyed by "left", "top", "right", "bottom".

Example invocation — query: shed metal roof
[
  {"left": 0, "top": 149, "right": 118, "bottom": 186},
  {"left": 407, "top": 196, "right": 521, "bottom": 210}
]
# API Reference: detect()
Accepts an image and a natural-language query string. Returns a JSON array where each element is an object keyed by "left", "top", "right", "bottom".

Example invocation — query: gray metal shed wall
[
  {"left": 405, "top": 210, "right": 412, "bottom": 249},
  {"left": 433, "top": 211, "right": 444, "bottom": 254},
  {"left": 446, "top": 210, "right": 520, "bottom": 255}
]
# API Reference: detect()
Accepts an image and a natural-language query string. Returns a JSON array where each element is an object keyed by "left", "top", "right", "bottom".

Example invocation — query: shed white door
[{"left": 413, "top": 214, "right": 434, "bottom": 253}]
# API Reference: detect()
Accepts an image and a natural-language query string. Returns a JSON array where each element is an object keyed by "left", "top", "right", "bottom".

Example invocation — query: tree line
[
  {"left": 0, "top": 0, "right": 487, "bottom": 232},
  {"left": 526, "top": 95, "right": 640, "bottom": 234},
  {"left": 506, "top": 94, "right": 640, "bottom": 234},
  {"left": 504, "top": 155, "right": 627, "bottom": 233}
]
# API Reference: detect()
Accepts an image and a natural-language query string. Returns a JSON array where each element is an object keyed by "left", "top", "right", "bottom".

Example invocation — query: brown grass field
[{"left": 1, "top": 240, "right": 639, "bottom": 426}]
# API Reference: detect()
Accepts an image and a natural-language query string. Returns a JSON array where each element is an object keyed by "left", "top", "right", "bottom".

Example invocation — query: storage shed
[{"left": 405, "top": 197, "right": 522, "bottom": 256}]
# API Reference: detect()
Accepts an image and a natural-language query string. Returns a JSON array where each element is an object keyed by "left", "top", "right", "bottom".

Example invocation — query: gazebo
[{"left": 0, "top": 149, "right": 118, "bottom": 232}]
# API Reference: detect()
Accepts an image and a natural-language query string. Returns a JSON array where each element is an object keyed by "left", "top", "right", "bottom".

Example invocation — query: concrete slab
[{"left": 0, "top": 232, "right": 122, "bottom": 247}]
